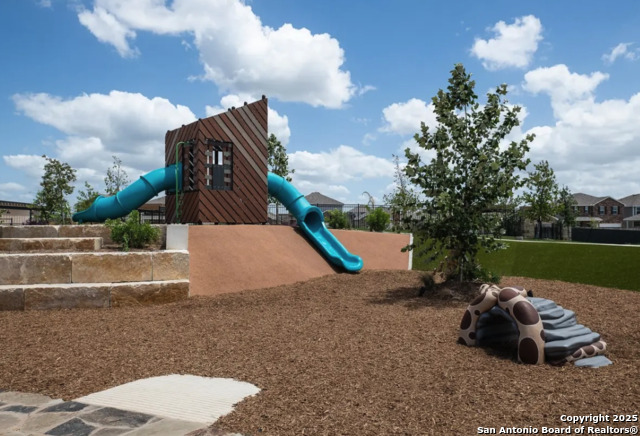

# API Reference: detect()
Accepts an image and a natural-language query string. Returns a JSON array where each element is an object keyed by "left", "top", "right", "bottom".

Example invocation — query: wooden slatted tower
[{"left": 164, "top": 97, "right": 268, "bottom": 224}]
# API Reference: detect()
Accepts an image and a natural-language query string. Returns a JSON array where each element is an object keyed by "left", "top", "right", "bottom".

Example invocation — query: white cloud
[
  {"left": 289, "top": 145, "right": 394, "bottom": 186},
  {"left": 294, "top": 180, "right": 350, "bottom": 198},
  {"left": 521, "top": 63, "right": 640, "bottom": 197},
  {"left": 10, "top": 91, "right": 197, "bottom": 188},
  {"left": 78, "top": 7, "right": 139, "bottom": 57},
  {"left": 205, "top": 94, "right": 291, "bottom": 145},
  {"left": 37, "top": 0, "right": 52, "bottom": 8},
  {"left": 380, "top": 98, "right": 437, "bottom": 135},
  {"left": 602, "top": 42, "right": 639, "bottom": 64},
  {"left": 3, "top": 155, "right": 47, "bottom": 179},
  {"left": 78, "top": 0, "right": 357, "bottom": 108},
  {"left": 471, "top": 15, "right": 542, "bottom": 70},
  {"left": 522, "top": 64, "right": 609, "bottom": 117},
  {"left": 357, "top": 85, "right": 377, "bottom": 96},
  {"left": 0, "top": 182, "right": 30, "bottom": 203},
  {"left": 0, "top": 182, "right": 27, "bottom": 191}
]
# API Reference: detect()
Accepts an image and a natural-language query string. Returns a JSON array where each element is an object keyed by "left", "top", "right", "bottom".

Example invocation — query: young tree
[
  {"left": 74, "top": 182, "right": 101, "bottom": 213},
  {"left": 104, "top": 155, "right": 130, "bottom": 196},
  {"left": 383, "top": 155, "right": 419, "bottom": 230},
  {"left": 33, "top": 155, "right": 77, "bottom": 224},
  {"left": 404, "top": 64, "right": 533, "bottom": 282},
  {"left": 557, "top": 185, "right": 577, "bottom": 240},
  {"left": 267, "top": 134, "right": 294, "bottom": 181},
  {"left": 522, "top": 160, "right": 559, "bottom": 239},
  {"left": 267, "top": 134, "right": 295, "bottom": 212}
]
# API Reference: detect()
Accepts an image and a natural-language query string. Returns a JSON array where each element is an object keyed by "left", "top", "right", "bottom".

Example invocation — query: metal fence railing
[
  {"left": 0, "top": 216, "right": 31, "bottom": 225},
  {"left": 268, "top": 203, "right": 396, "bottom": 230}
]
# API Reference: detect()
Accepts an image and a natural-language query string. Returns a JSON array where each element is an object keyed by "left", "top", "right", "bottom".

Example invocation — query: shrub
[
  {"left": 366, "top": 208, "right": 390, "bottom": 232},
  {"left": 326, "top": 209, "right": 350, "bottom": 229},
  {"left": 105, "top": 211, "right": 160, "bottom": 251},
  {"left": 472, "top": 264, "right": 501, "bottom": 284}
]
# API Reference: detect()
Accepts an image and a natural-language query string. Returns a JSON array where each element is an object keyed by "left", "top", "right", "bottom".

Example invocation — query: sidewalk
[{"left": 0, "top": 390, "right": 242, "bottom": 436}]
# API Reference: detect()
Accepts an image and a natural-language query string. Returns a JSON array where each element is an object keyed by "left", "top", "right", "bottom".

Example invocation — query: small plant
[
  {"left": 105, "top": 211, "right": 160, "bottom": 251},
  {"left": 326, "top": 209, "right": 350, "bottom": 229},
  {"left": 472, "top": 265, "right": 501, "bottom": 284},
  {"left": 418, "top": 273, "right": 436, "bottom": 297},
  {"left": 365, "top": 208, "right": 390, "bottom": 232}
]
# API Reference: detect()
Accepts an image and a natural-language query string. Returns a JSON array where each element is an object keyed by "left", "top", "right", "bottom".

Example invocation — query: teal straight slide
[
  {"left": 267, "top": 173, "right": 363, "bottom": 272},
  {"left": 72, "top": 163, "right": 182, "bottom": 223}
]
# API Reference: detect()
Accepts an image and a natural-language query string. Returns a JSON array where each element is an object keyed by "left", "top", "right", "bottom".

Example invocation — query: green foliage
[
  {"left": 326, "top": 209, "right": 350, "bottom": 229},
  {"left": 33, "top": 155, "right": 77, "bottom": 224},
  {"left": 267, "top": 134, "right": 295, "bottom": 204},
  {"left": 74, "top": 182, "right": 101, "bottom": 213},
  {"left": 366, "top": 207, "right": 390, "bottom": 232},
  {"left": 104, "top": 155, "right": 130, "bottom": 196},
  {"left": 418, "top": 272, "right": 436, "bottom": 296},
  {"left": 557, "top": 185, "right": 577, "bottom": 239},
  {"left": 105, "top": 211, "right": 160, "bottom": 251},
  {"left": 404, "top": 63, "right": 533, "bottom": 281},
  {"left": 472, "top": 265, "right": 501, "bottom": 284},
  {"left": 522, "top": 160, "right": 559, "bottom": 239},
  {"left": 383, "top": 155, "right": 419, "bottom": 231}
]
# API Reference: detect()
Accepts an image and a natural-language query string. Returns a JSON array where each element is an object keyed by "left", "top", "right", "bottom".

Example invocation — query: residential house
[
  {"left": 268, "top": 192, "right": 343, "bottom": 226},
  {"left": 618, "top": 194, "right": 640, "bottom": 229},
  {"left": 0, "top": 200, "right": 36, "bottom": 225},
  {"left": 138, "top": 196, "right": 166, "bottom": 223},
  {"left": 305, "top": 192, "right": 344, "bottom": 210},
  {"left": 572, "top": 193, "right": 624, "bottom": 228},
  {"left": 304, "top": 192, "right": 344, "bottom": 221}
]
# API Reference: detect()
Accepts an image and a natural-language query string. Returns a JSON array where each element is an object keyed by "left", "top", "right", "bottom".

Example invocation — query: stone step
[
  {"left": 542, "top": 309, "right": 577, "bottom": 329},
  {"left": 528, "top": 297, "right": 558, "bottom": 312},
  {"left": 0, "top": 237, "right": 102, "bottom": 252},
  {"left": 0, "top": 224, "right": 167, "bottom": 247},
  {"left": 543, "top": 324, "right": 592, "bottom": 342},
  {"left": 545, "top": 332, "right": 602, "bottom": 359},
  {"left": 537, "top": 306, "right": 566, "bottom": 320},
  {"left": 574, "top": 355, "right": 613, "bottom": 368},
  {"left": 0, "top": 250, "right": 189, "bottom": 285},
  {"left": 0, "top": 279, "right": 189, "bottom": 310}
]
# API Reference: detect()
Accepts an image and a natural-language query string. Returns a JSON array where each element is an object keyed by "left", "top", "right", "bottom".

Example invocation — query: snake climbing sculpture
[{"left": 458, "top": 284, "right": 610, "bottom": 367}]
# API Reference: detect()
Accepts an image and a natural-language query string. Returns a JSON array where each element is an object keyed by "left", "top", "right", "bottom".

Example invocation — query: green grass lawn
[{"left": 412, "top": 239, "right": 640, "bottom": 292}]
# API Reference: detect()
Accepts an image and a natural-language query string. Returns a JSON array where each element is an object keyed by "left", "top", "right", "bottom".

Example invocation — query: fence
[
  {"left": 0, "top": 215, "right": 32, "bottom": 226},
  {"left": 572, "top": 227, "right": 640, "bottom": 245},
  {"left": 268, "top": 203, "right": 398, "bottom": 230}
]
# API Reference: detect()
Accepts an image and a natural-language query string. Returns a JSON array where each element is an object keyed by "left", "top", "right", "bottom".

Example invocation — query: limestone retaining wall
[
  {"left": 0, "top": 225, "right": 167, "bottom": 247},
  {"left": 0, "top": 280, "right": 189, "bottom": 311},
  {"left": 0, "top": 251, "right": 188, "bottom": 286},
  {"left": 0, "top": 251, "right": 189, "bottom": 310}
]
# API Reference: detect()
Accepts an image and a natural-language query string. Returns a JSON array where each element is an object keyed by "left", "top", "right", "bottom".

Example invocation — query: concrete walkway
[{"left": 0, "top": 389, "right": 244, "bottom": 435}]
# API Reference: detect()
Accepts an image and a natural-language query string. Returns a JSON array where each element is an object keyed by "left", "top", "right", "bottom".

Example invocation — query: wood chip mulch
[{"left": 1, "top": 270, "right": 638, "bottom": 435}]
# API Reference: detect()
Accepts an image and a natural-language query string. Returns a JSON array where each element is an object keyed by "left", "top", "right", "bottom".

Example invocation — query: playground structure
[
  {"left": 73, "top": 97, "right": 362, "bottom": 272},
  {"left": 458, "top": 284, "right": 611, "bottom": 368}
]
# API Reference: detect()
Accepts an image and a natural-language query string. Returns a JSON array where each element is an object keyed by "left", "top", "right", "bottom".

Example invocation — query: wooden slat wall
[{"left": 164, "top": 97, "right": 268, "bottom": 224}]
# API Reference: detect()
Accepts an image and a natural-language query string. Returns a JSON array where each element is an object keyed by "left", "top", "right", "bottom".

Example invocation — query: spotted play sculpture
[{"left": 458, "top": 284, "right": 611, "bottom": 368}]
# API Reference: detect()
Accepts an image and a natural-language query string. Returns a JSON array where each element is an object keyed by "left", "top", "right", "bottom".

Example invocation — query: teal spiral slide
[
  {"left": 73, "top": 166, "right": 362, "bottom": 272},
  {"left": 72, "top": 163, "right": 182, "bottom": 223},
  {"left": 267, "top": 173, "right": 363, "bottom": 272}
]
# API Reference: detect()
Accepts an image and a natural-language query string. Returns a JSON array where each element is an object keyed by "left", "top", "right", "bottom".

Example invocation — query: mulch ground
[{"left": 1, "top": 270, "right": 638, "bottom": 435}]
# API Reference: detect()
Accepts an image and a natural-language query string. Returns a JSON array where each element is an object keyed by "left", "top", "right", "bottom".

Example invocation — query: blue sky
[{"left": 1, "top": 0, "right": 640, "bottom": 207}]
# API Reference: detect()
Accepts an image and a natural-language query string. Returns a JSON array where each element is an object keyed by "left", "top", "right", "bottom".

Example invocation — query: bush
[
  {"left": 105, "top": 211, "right": 160, "bottom": 251},
  {"left": 326, "top": 209, "right": 350, "bottom": 229},
  {"left": 365, "top": 208, "right": 390, "bottom": 232},
  {"left": 471, "top": 264, "right": 501, "bottom": 284}
]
